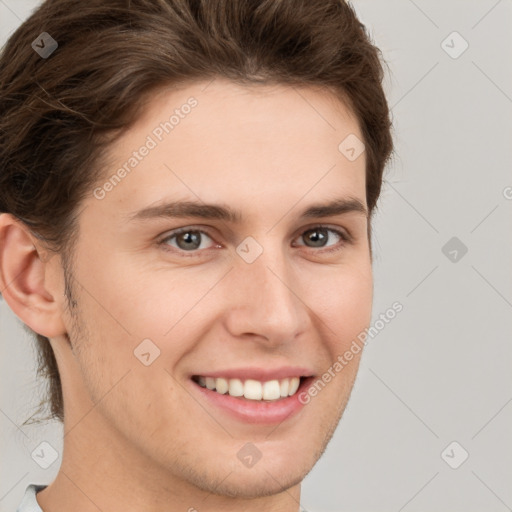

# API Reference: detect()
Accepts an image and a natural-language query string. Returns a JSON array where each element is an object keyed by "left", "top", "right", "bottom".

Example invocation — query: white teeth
[
  {"left": 228, "top": 378, "right": 244, "bottom": 397},
  {"left": 279, "top": 378, "right": 289, "bottom": 397},
  {"left": 262, "top": 380, "right": 281, "bottom": 400},
  {"left": 244, "top": 379, "right": 262, "bottom": 400},
  {"left": 215, "top": 377, "right": 229, "bottom": 394},
  {"left": 196, "top": 376, "right": 303, "bottom": 401},
  {"left": 288, "top": 377, "right": 300, "bottom": 396}
]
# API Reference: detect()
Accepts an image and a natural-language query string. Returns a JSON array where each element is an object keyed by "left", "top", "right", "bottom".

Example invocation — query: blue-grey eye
[
  {"left": 298, "top": 227, "right": 343, "bottom": 248},
  {"left": 164, "top": 230, "right": 214, "bottom": 251}
]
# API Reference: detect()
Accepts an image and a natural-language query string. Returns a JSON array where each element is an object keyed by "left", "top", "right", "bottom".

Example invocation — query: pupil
[
  {"left": 307, "top": 228, "right": 327, "bottom": 247},
  {"left": 178, "top": 231, "right": 201, "bottom": 250}
]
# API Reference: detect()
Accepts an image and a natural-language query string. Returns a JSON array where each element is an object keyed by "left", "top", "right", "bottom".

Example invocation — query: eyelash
[{"left": 158, "top": 225, "right": 352, "bottom": 257}]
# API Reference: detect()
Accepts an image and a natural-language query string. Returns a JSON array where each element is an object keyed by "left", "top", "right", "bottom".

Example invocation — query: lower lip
[{"left": 190, "top": 377, "right": 314, "bottom": 425}]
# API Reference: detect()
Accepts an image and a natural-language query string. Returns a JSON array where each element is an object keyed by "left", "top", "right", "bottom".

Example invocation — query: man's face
[{"left": 56, "top": 79, "right": 372, "bottom": 498}]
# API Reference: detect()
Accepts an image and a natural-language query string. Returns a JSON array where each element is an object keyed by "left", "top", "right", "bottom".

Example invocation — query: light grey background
[{"left": 1, "top": 1, "right": 511, "bottom": 511}]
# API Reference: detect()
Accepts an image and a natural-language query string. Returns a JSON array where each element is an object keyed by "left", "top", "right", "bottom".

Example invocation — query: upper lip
[{"left": 192, "top": 367, "right": 315, "bottom": 381}]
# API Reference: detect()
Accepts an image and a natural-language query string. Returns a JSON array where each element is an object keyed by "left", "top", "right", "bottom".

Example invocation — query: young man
[{"left": 0, "top": 1, "right": 392, "bottom": 510}]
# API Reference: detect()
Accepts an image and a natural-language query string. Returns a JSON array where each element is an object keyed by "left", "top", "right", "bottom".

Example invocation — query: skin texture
[{"left": 0, "top": 79, "right": 373, "bottom": 512}]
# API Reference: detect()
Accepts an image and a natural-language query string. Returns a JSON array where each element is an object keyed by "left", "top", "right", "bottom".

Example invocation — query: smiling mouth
[{"left": 191, "top": 375, "right": 304, "bottom": 401}]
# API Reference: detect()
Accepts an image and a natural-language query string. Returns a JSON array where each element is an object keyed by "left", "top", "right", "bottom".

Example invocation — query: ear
[{"left": 0, "top": 213, "right": 67, "bottom": 338}]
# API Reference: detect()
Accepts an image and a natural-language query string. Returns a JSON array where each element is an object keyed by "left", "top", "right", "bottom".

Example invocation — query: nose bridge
[{"left": 226, "top": 239, "right": 309, "bottom": 340}]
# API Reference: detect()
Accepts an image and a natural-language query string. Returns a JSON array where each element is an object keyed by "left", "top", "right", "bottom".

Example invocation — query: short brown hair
[{"left": 0, "top": 0, "right": 393, "bottom": 423}]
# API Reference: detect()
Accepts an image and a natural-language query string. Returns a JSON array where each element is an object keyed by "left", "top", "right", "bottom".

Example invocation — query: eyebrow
[{"left": 127, "top": 197, "right": 368, "bottom": 223}]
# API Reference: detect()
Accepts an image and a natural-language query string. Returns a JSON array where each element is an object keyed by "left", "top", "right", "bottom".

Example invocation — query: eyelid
[
  {"left": 296, "top": 223, "right": 352, "bottom": 243},
  {"left": 158, "top": 225, "right": 220, "bottom": 251},
  {"left": 291, "top": 224, "right": 352, "bottom": 254}
]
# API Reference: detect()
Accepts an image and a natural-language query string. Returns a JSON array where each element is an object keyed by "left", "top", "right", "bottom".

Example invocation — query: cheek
[
  {"left": 305, "top": 259, "right": 373, "bottom": 345},
  {"left": 78, "top": 244, "right": 219, "bottom": 339},
  {"left": 124, "top": 267, "right": 228, "bottom": 361}
]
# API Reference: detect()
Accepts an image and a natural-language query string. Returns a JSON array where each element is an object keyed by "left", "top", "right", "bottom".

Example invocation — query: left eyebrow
[
  {"left": 126, "top": 197, "right": 368, "bottom": 223},
  {"left": 300, "top": 197, "right": 368, "bottom": 219}
]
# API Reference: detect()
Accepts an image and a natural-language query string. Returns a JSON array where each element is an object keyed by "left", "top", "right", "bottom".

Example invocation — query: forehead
[{"left": 92, "top": 78, "right": 366, "bottom": 221}]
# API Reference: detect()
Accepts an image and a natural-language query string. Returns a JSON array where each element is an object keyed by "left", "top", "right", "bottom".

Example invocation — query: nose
[{"left": 223, "top": 245, "right": 310, "bottom": 347}]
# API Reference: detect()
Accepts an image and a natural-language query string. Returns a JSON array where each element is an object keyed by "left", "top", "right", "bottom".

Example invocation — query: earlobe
[{"left": 0, "top": 213, "right": 67, "bottom": 338}]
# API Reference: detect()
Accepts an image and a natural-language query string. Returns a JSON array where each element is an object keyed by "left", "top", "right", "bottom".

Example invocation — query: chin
[{"left": 199, "top": 465, "right": 308, "bottom": 499}]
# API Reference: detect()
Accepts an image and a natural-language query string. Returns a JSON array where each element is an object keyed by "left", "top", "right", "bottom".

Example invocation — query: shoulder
[{"left": 16, "top": 484, "right": 47, "bottom": 512}]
